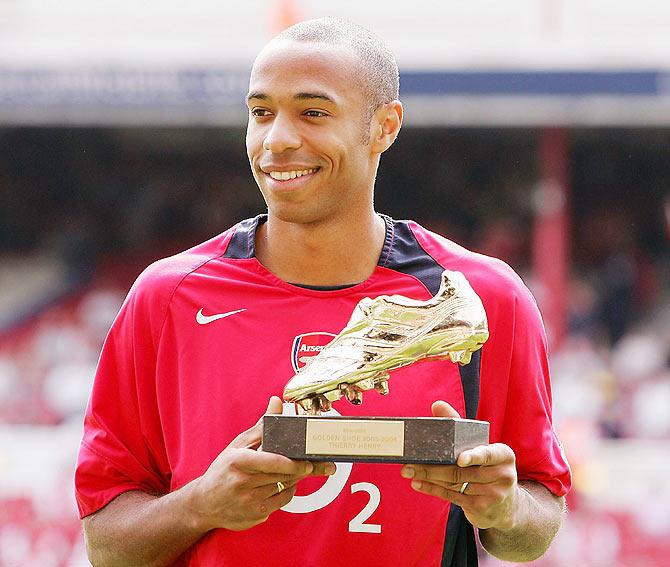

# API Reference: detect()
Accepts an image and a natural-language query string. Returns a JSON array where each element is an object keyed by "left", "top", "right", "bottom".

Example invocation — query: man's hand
[
  {"left": 191, "top": 396, "right": 335, "bottom": 532},
  {"left": 83, "top": 397, "right": 336, "bottom": 567},
  {"left": 400, "top": 400, "right": 519, "bottom": 531},
  {"left": 399, "top": 401, "right": 565, "bottom": 562}
]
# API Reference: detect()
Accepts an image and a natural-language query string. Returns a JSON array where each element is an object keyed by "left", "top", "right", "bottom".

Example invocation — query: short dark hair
[{"left": 275, "top": 17, "right": 400, "bottom": 117}]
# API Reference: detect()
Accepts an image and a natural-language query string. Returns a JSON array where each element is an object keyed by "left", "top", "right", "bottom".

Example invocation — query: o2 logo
[{"left": 280, "top": 403, "right": 382, "bottom": 533}]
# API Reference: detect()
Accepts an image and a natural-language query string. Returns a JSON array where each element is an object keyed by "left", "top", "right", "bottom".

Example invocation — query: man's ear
[{"left": 370, "top": 100, "right": 403, "bottom": 154}]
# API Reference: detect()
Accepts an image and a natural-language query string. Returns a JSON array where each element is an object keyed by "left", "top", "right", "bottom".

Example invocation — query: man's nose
[{"left": 262, "top": 113, "right": 301, "bottom": 153}]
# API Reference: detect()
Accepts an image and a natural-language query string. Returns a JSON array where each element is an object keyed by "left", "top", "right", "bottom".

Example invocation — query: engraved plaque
[{"left": 305, "top": 419, "right": 405, "bottom": 457}]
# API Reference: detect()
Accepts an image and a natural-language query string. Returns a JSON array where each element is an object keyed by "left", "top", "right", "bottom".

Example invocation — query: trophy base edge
[{"left": 262, "top": 414, "right": 489, "bottom": 465}]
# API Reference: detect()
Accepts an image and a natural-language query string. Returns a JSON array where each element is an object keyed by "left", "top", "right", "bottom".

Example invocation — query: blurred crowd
[{"left": 0, "top": 127, "right": 668, "bottom": 565}]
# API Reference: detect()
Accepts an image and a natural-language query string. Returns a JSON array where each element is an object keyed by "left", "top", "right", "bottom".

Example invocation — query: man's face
[{"left": 246, "top": 40, "right": 377, "bottom": 226}]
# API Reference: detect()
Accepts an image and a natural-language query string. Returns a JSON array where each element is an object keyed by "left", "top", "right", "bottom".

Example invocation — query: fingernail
[
  {"left": 459, "top": 455, "right": 471, "bottom": 466},
  {"left": 411, "top": 480, "right": 422, "bottom": 490},
  {"left": 324, "top": 463, "right": 336, "bottom": 475},
  {"left": 304, "top": 462, "right": 314, "bottom": 474},
  {"left": 401, "top": 466, "right": 415, "bottom": 479}
]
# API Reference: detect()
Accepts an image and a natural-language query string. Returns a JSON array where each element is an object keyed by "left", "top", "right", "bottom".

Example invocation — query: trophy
[{"left": 262, "top": 270, "right": 490, "bottom": 464}]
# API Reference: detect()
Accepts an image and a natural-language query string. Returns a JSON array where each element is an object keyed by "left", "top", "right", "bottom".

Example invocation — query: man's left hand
[{"left": 400, "top": 400, "right": 519, "bottom": 531}]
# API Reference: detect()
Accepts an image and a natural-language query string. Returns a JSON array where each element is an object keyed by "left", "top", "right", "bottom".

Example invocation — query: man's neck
[{"left": 255, "top": 212, "right": 387, "bottom": 286}]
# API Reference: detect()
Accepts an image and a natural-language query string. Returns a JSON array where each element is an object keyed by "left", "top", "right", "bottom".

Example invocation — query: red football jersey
[{"left": 75, "top": 215, "right": 571, "bottom": 566}]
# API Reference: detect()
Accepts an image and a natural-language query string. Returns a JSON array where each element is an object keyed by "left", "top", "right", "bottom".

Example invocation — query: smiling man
[
  {"left": 76, "top": 17, "right": 571, "bottom": 567},
  {"left": 245, "top": 33, "right": 398, "bottom": 285}
]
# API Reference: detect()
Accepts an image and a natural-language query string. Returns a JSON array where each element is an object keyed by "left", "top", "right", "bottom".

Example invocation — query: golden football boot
[{"left": 283, "top": 269, "right": 489, "bottom": 414}]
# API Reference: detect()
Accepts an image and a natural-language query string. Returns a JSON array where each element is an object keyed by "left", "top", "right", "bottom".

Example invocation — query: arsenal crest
[{"left": 290, "top": 332, "right": 336, "bottom": 373}]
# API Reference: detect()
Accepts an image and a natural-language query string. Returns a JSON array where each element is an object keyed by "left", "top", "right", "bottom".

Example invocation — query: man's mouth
[{"left": 266, "top": 167, "right": 319, "bottom": 181}]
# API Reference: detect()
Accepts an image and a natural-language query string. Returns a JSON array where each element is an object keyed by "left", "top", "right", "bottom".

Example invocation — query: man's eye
[
  {"left": 304, "top": 110, "right": 327, "bottom": 117},
  {"left": 251, "top": 108, "right": 271, "bottom": 117}
]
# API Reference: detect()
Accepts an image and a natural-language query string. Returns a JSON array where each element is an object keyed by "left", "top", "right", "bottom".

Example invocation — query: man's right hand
[
  {"left": 82, "top": 396, "right": 334, "bottom": 566},
  {"left": 191, "top": 396, "right": 335, "bottom": 531}
]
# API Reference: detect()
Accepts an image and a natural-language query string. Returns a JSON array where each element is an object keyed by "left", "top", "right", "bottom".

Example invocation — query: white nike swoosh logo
[{"left": 196, "top": 308, "right": 246, "bottom": 325}]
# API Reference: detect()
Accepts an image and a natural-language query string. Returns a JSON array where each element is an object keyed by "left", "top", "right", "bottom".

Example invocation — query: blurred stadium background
[{"left": 1, "top": 1, "right": 669, "bottom": 565}]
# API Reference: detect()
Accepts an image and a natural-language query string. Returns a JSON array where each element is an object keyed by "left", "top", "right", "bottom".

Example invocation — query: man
[{"left": 76, "top": 17, "right": 571, "bottom": 566}]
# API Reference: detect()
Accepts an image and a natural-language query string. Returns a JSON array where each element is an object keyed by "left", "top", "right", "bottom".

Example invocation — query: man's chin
[{"left": 266, "top": 204, "right": 331, "bottom": 227}]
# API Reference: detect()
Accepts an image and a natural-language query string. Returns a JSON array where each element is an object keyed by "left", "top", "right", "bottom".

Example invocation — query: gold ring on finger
[
  {"left": 459, "top": 481, "right": 469, "bottom": 494},
  {"left": 276, "top": 481, "right": 286, "bottom": 494}
]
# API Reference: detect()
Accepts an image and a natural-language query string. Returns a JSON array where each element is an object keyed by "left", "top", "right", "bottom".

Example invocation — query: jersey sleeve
[
  {"left": 476, "top": 265, "right": 572, "bottom": 497},
  {"left": 74, "top": 264, "right": 174, "bottom": 518}
]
